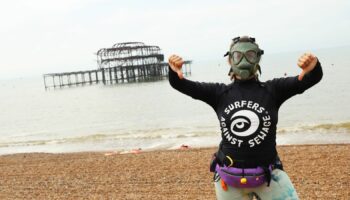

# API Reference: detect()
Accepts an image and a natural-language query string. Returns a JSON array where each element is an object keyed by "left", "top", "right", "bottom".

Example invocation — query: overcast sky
[{"left": 0, "top": 0, "right": 349, "bottom": 79}]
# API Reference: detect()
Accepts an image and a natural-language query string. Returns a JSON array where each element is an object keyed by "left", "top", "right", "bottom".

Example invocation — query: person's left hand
[{"left": 298, "top": 53, "right": 318, "bottom": 81}]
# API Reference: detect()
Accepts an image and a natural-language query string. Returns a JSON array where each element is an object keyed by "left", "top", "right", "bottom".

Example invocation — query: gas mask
[{"left": 225, "top": 36, "right": 264, "bottom": 80}]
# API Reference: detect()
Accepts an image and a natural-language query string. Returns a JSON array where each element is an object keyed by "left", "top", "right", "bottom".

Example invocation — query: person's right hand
[{"left": 168, "top": 54, "right": 184, "bottom": 79}]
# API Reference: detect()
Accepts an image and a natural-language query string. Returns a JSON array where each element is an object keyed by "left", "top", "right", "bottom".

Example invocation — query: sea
[{"left": 1, "top": 46, "right": 350, "bottom": 155}]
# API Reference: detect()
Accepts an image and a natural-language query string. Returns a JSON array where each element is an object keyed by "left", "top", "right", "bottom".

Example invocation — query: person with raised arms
[{"left": 168, "top": 36, "right": 322, "bottom": 200}]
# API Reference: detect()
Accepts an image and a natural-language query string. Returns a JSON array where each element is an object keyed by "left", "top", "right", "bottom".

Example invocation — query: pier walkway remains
[{"left": 43, "top": 42, "right": 191, "bottom": 89}]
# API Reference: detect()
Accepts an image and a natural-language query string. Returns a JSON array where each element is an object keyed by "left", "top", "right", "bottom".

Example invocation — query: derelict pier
[{"left": 43, "top": 42, "right": 191, "bottom": 89}]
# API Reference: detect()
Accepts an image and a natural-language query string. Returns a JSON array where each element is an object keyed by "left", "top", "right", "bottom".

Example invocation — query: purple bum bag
[{"left": 216, "top": 164, "right": 272, "bottom": 188}]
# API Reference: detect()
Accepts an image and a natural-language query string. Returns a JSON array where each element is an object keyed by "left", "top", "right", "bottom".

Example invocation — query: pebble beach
[{"left": 0, "top": 144, "right": 349, "bottom": 200}]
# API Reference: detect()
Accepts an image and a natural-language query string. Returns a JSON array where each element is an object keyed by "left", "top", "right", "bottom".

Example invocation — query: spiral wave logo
[{"left": 230, "top": 110, "right": 260, "bottom": 137}]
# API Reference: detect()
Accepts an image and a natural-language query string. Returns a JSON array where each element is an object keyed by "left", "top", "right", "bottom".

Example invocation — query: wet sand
[{"left": 0, "top": 144, "right": 349, "bottom": 199}]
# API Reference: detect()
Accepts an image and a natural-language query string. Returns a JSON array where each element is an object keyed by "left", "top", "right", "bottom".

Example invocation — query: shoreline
[
  {"left": 1, "top": 142, "right": 350, "bottom": 157},
  {"left": 0, "top": 144, "right": 349, "bottom": 199}
]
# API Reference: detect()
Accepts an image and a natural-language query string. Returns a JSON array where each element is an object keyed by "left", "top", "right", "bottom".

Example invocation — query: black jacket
[{"left": 169, "top": 62, "right": 323, "bottom": 166}]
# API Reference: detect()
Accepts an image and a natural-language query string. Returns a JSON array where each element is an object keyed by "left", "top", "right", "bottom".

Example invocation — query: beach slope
[{"left": 0, "top": 144, "right": 349, "bottom": 199}]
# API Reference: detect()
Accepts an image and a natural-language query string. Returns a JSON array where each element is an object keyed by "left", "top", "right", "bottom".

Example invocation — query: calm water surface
[{"left": 0, "top": 47, "right": 349, "bottom": 154}]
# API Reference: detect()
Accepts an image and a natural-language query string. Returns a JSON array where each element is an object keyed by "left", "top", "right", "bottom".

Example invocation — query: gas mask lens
[
  {"left": 232, "top": 50, "right": 258, "bottom": 64},
  {"left": 232, "top": 51, "right": 243, "bottom": 64}
]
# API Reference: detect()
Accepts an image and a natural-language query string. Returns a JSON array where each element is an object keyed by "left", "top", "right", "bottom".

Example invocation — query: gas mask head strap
[{"left": 224, "top": 36, "right": 264, "bottom": 57}]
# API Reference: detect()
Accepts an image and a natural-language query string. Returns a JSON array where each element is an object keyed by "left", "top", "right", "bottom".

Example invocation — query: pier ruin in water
[{"left": 43, "top": 42, "right": 192, "bottom": 89}]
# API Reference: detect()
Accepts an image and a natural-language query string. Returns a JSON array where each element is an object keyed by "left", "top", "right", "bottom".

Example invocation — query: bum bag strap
[
  {"left": 274, "top": 155, "right": 284, "bottom": 171},
  {"left": 213, "top": 142, "right": 236, "bottom": 167},
  {"left": 210, "top": 142, "right": 231, "bottom": 172},
  {"left": 262, "top": 166, "right": 272, "bottom": 186}
]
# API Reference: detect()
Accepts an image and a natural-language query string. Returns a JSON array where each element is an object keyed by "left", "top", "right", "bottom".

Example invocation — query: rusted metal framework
[
  {"left": 97, "top": 42, "right": 164, "bottom": 69},
  {"left": 43, "top": 42, "right": 191, "bottom": 90}
]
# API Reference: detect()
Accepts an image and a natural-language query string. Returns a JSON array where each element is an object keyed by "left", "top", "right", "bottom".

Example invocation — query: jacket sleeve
[
  {"left": 168, "top": 67, "right": 223, "bottom": 108},
  {"left": 270, "top": 60, "right": 323, "bottom": 107}
]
